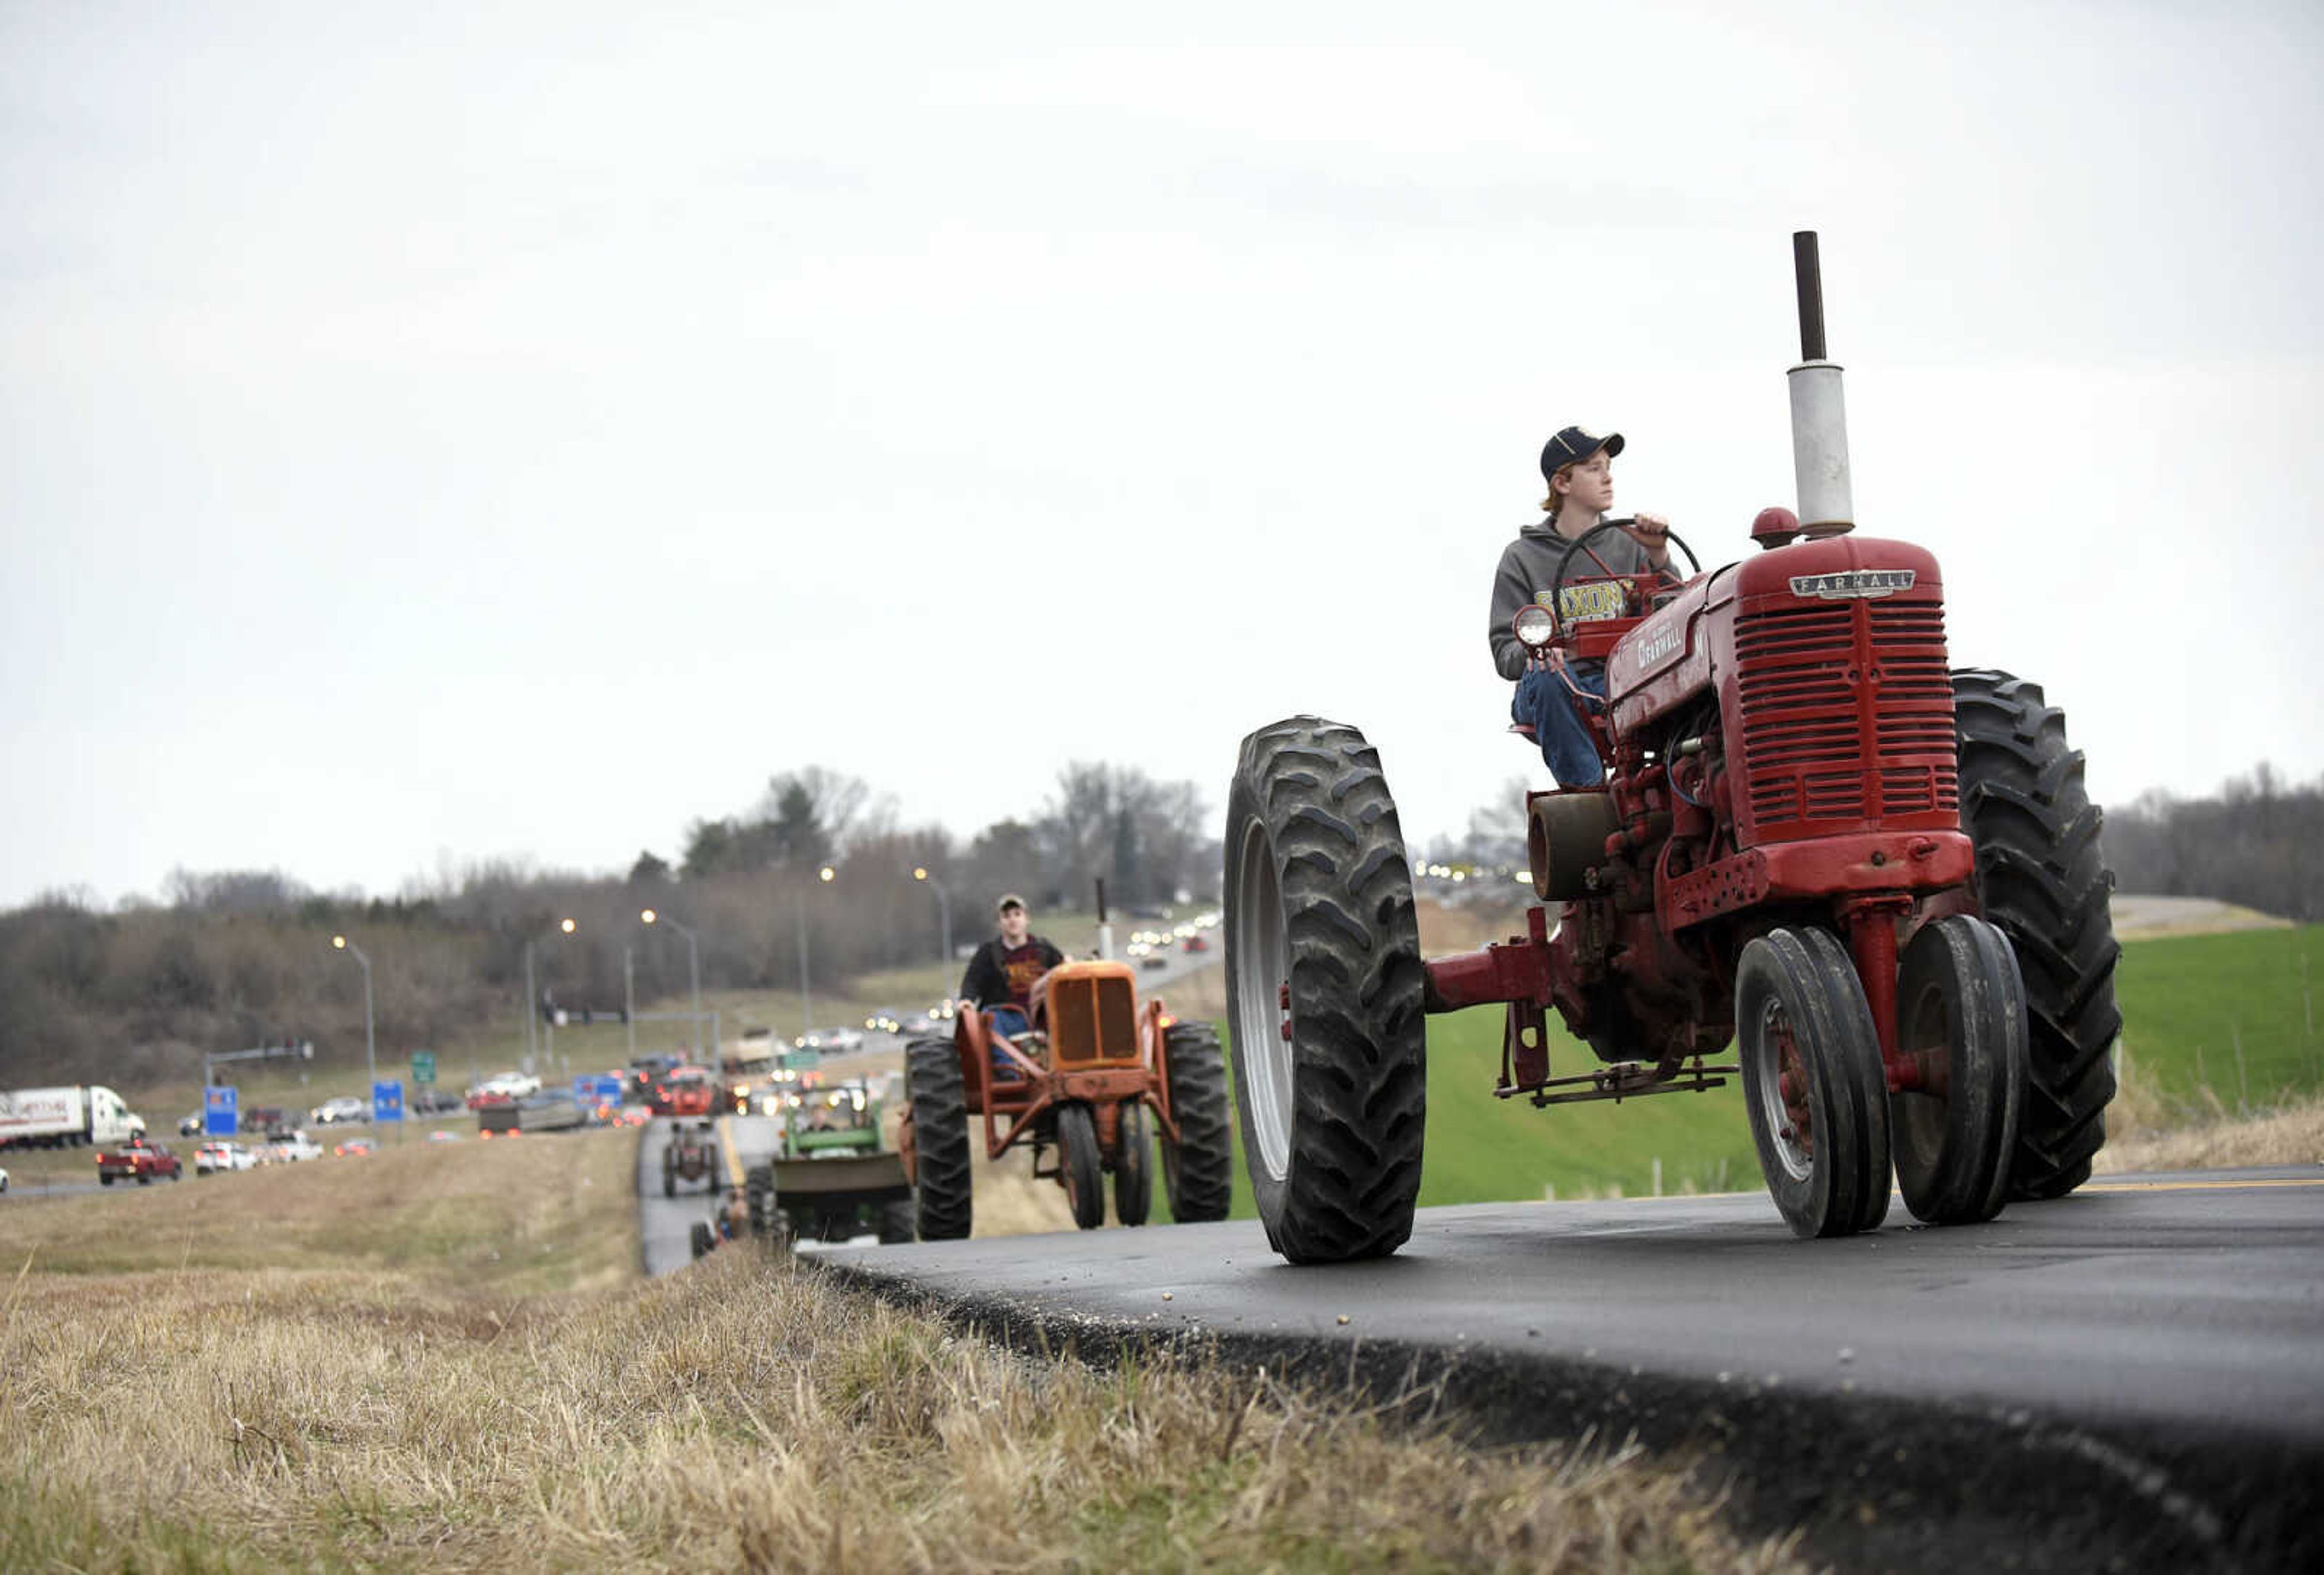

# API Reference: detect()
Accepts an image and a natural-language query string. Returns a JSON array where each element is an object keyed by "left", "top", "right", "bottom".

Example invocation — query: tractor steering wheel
[{"left": 1548, "top": 517, "right": 1701, "bottom": 630}]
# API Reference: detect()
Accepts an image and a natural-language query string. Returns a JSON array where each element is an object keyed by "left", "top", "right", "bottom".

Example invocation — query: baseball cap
[
  {"left": 996, "top": 893, "right": 1026, "bottom": 914},
  {"left": 1540, "top": 426, "right": 1626, "bottom": 483}
]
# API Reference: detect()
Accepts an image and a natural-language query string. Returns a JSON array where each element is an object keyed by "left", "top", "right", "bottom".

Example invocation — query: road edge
[{"left": 815, "top": 1256, "right": 2313, "bottom": 1575}]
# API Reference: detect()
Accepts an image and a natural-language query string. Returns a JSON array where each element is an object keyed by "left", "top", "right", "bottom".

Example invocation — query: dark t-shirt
[{"left": 959, "top": 935, "right": 1065, "bottom": 1010}]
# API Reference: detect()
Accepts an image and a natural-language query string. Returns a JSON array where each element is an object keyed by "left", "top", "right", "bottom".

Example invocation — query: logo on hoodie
[{"left": 1538, "top": 584, "right": 1628, "bottom": 626}]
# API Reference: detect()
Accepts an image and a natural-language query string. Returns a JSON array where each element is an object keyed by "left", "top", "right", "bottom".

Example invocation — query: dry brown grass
[
  {"left": 2092, "top": 1042, "right": 2324, "bottom": 1174},
  {"left": 0, "top": 1128, "right": 1807, "bottom": 1573},
  {"left": 2094, "top": 1087, "right": 2324, "bottom": 1174}
]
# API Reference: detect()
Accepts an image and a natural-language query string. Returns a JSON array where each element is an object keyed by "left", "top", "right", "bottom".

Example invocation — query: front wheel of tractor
[
  {"left": 1893, "top": 914, "right": 2027, "bottom": 1225},
  {"left": 1737, "top": 926, "right": 1893, "bottom": 1239},
  {"left": 1057, "top": 1102, "right": 1106, "bottom": 1230},
  {"left": 1113, "top": 1100, "right": 1152, "bottom": 1228}
]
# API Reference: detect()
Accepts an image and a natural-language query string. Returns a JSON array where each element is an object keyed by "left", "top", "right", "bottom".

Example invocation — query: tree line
[
  {"left": 0, "top": 762, "right": 1218, "bottom": 1090},
  {"left": 2103, "top": 764, "right": 2323, "bottom": 923}
]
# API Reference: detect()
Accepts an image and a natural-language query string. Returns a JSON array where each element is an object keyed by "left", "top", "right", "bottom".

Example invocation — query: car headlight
[{"left": 1514, "top": 603, "right": 1556, "bottom": 649}]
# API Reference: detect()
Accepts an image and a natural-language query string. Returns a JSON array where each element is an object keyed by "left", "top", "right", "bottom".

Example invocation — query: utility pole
[
  {"left": 796, "top": 865, "right": 835, "bottom": 1039},
  {"left": 330, "top": 935, "right": 375, "bottom": 1115},
  {"left": 640, "top": 909, "right": 704, "bottom": 1062},
  {"left": 623, "top": 944, "right": 636, "bottom": 1060},
  {"left": 914, "top": 867, "right": 953, "bottom": 971}
]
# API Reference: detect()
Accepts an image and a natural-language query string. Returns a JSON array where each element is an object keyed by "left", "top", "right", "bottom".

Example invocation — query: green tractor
[{"left": 744, "top": 1080, "right": 915, "bottom": 1246}]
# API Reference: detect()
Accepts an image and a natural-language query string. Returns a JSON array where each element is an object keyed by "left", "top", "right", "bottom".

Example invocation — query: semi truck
[{"left": 0, "top": 1085, "right": 139, "bottom": 1151}]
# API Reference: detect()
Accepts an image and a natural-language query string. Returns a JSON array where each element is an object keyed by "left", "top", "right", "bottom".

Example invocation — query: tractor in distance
[
  {"left": 663, "top": 1119, "right": 720, "bottom": 1198},
  {"left": 1223, "top": 231, "right": 2120, "bottom": 1263},
  {"left": 742, "top": 1079, "right": 915, "bottom": 1247},
  {"left": 901, "top": 958, "right": 1235, "bottom": 1235}
]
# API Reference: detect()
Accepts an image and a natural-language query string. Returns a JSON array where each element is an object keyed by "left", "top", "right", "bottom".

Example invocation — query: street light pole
[
  {"left": 623, "top": 944, "right": 636, "bottom": 1060},
  {"left": 913, "top": 867, "right": 953, "bottom": 974},
  {"left": 524, "top": 918, "right": 577, "bottom": 1081},
  {"left": 330, "top": 935, "right": 374, "bottom": 1117},
  {"left": 640, "top": 909, "right": 704, "bottom": 1062},
  {"left": 796, "top": 865, "right": 835, "bottom": 1039},
  {"left": 795, "top": 896, "right": 811, "bottom": 1039}
]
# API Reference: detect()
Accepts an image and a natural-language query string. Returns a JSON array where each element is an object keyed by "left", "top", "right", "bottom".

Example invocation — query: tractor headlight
[{"left": 1514, "top": 604, "right": 1555, "bottom": 649}]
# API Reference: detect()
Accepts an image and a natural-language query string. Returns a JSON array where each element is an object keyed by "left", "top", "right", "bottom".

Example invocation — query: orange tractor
[{"left": 899, "top": 959, "right": 1233, "bottom": 1234}]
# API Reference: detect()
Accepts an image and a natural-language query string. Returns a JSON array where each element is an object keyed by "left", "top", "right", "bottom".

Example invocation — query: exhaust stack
[{"left": 1787, "top": 231, "right": 1854, "bottom": 538}]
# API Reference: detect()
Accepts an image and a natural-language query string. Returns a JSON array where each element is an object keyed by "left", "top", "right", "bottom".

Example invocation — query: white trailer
[{"left": 0, "top": 1085, "right": 138, "bottom": 1149}]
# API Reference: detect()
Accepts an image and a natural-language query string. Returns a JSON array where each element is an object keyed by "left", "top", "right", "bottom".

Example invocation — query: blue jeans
[
  {"left": 986, "top": 1005, "right": 1030, "bottom": 1079},
  {"left": 1514, "top": 661, "right": 1609, "bottom": 788}
]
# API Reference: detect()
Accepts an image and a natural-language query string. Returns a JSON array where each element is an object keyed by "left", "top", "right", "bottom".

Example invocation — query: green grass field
[
  {"left": 1212, "top": 1010, "right": 1759, "bottom": 1217},
  {"left": 1207, "top": 923, "right": 2323, "bottom": 1217},
  {"left": 2115, "top": 924, "right": 2322, "bottom": 1116}
]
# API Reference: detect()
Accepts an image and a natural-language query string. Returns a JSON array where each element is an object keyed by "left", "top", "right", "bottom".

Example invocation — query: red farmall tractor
[
  {"left": 1223, "top": 234, "right": 2121, "bottom": 1262},
  {"left": 899, "top": 959, "right": 1236, "bottom": 1234}
]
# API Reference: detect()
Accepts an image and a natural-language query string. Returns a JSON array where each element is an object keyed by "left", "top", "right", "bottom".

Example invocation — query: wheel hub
[
  {"left": 1232, "top": 820, "right": 1295, "bottom": 1181},
  {"left": 1757, "top": 999, "right": 1815, "bottom": 1180}
]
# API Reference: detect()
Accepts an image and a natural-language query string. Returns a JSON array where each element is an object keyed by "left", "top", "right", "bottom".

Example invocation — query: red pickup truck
[{"left": 96, "top": 1138, "right": 182, "bottom": 1185}]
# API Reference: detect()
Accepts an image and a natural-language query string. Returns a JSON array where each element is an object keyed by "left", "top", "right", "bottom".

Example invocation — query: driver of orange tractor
[
  {"left": 1487, "top": 426, "right": 1679, "bottom": 789},
  {"left": 957, "top": 893, "right": 1065, "bottom": 1051}
]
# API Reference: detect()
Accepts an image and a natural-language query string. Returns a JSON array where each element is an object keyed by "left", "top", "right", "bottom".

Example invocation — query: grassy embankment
[{"left": 0, "top": 1131, "right": 1804, "bottom": 1571}]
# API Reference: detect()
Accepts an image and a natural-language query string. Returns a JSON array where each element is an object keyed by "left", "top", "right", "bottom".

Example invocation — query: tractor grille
[
  {"left": 1735, "top": 599, "right": 1956, "bottom": 840},
  {"left": 1048, "top": 973, "right": 1138, "bottom": 1064}
]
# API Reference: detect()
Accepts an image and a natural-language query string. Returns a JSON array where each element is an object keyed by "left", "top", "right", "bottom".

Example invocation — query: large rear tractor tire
[
  {"left": 1225, "top": 716, "right": 1427, "bottom": 1264},
  {"left": 1953, "top": 669, "right": 2122, "bottom": 1199},
  {"left": 1158, "top": 1022, "right": 1233, "bottom": 1223},
  {"left": 904, "top": 1037, "right": 974, "bottom": 1240},
  {"left": 1113, "top": 1101, "right": 1152, "bottom": 1228},
  {"left": 1057, "top": 1102, "right": 1106, "bottom": 1230},
  {"left": 1892, "top": 915, "right": 2027, "bottom": 1225},
  {"left": 1738, "top": 926, "right": 1893, "bottom": 1239}
]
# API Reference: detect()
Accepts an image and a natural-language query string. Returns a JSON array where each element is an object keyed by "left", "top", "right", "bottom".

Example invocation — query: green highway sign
[{"left": 411, "top": 1051, "right": 436, "bottom": 1085}]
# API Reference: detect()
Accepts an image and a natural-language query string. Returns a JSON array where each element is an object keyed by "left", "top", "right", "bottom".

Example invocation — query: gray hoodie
[{"left": 1485, "top": 519, "right": 1662, "bottom": 680}]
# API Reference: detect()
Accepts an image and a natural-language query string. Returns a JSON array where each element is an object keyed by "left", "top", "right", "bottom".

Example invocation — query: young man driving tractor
[
  {"left": 956, "top": 894, "right": 1065, "bottom": 1044},
  {"left": 1487, "top": 426, "right": 1681, "bottom": 787}
]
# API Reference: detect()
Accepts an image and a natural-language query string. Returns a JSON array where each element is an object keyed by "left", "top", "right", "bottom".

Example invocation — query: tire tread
[{"left": 1953, "top": 669, "right": 2121, "bottom": 1198}]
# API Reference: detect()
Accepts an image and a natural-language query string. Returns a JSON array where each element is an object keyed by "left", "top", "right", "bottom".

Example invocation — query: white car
[
  {"left": 260, "top": 1134, "right": 324, "bottom": 1164},
  {"left": 311, "top": 1096, "right": 369, "bottom": 1126},
  {"left": 475, "top": 1071, "right": 542, "bottom": 1102},
  {"left": 195, "top": 1141, "right": 256, "bottom": 1175}
]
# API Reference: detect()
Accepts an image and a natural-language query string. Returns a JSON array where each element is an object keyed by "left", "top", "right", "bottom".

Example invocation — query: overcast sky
[{"left": 5, "top": 1, "right": 2320, "bottom": 910}]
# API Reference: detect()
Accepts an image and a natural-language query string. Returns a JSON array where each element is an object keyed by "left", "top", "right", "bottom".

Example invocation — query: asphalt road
[
  {"left": 635, "top": 1113, "right": 780, "bottom": 1276},
  {"left": 819, "top": 1168, "right": 2324, "bottom": 1572}
]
